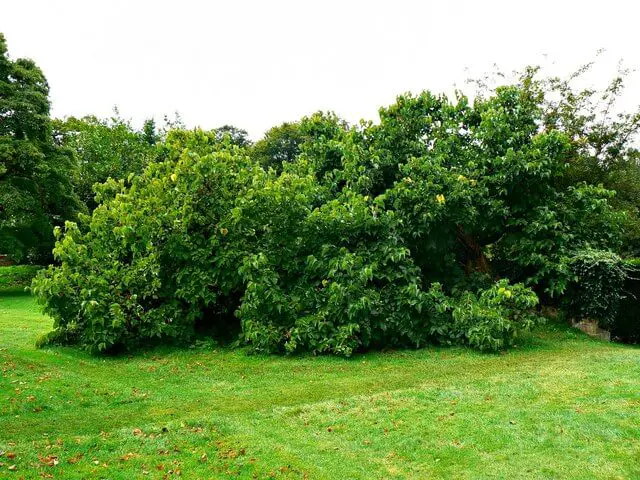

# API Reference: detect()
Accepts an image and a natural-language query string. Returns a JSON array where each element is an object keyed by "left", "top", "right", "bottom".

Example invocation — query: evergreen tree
[{"left": 0, "top": 33, "right": 80, "bottom": 262}]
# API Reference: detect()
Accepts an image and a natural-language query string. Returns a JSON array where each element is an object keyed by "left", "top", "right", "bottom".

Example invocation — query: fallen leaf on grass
[
  {"left": 68, "top": 454, "right": 83, "bottom": 464},
  {"left": 38, "top": 455, "right": 59, "bottom": 467},
  {"left": 219, "top": 450, "right": 237, "bottom": 459}
]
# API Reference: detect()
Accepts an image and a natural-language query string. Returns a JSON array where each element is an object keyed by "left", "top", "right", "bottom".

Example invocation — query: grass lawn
[{"left": 1, "top": 290, "right": 639, "bottom": 479}]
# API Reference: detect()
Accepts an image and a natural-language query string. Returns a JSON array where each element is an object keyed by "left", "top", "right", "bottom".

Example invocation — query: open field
[{"left": 1, "top": 290, "right": 639, "bottom": 479}]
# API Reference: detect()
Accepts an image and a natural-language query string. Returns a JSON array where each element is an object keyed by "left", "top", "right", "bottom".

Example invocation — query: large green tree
[{"left": 0, "top": 33, "right": 80, "bottom": 262}]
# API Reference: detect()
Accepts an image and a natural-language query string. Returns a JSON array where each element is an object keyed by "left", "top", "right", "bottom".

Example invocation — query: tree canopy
[
  {"left": 53, "top": 113, "right": 159, "bottom": 211},
  {"left": 32, "top": 80, "right": 624, "bottom": 355},
  {"left": 0, "top": 33, "right": 80, "bottom": 262}
]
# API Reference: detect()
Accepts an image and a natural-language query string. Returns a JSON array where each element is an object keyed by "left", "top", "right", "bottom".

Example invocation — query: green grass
[{"left": 1, "top": 292, "right": 639, "bottom": 479}]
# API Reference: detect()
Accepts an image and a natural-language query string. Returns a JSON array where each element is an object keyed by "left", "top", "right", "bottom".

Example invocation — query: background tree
[
  {"left": 53, "top": 112, "right": 159, "bottom": 211},
  {"left": 0, "top": 33, "right": 80, "bottom": 263},
  {"left": 212, "top": 124, "right": 252, "bottom": 148},
  {"left": 250, "top": 121, "right": 306, "bottom": 172}
]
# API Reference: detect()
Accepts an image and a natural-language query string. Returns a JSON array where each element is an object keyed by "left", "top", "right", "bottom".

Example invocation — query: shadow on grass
[{"left": 0, "top": 286, "right": 32, "bottom": 297}]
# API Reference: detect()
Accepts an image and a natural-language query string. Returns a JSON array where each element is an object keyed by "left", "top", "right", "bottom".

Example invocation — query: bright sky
[{"left": 2, "top": 0, "right": 639, "bottom": 138}]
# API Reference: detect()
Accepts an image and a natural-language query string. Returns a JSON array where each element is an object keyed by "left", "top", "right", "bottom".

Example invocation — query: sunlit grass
[{"left": 1, "top": 291, "right": 639, "bottom": 479}]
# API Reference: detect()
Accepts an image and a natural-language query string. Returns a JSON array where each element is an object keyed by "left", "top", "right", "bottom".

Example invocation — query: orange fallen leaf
[{"left": 38, "top": 454, "right": 59, "bottom": 467}]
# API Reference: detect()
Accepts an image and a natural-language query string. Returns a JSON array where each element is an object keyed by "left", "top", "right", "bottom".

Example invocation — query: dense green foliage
[
  {"left": 566, "top": 249, "right": 629, "bottom": 329},
  {"left": 250, "top": 121, "right": 306, "bottom": 172},
  {"left": 534, "top": 66, "right": 640, "bottom": 256},
  {"left": 0, "top": 265, "right": 40, "bottom": 292},
  {"left": 477, "top": 64, "right": 640, "bottom": 256},
  {"left": 3, "top": 27, "right": 635, "bottom": 353},
  {"left": 33, "top": 78, "right": 627, "bottom": 355},
  {"left": 53, "top": 115, "right": 253, "bottom": 214},
  {"left": 0, "top": 34, "right": 81, "bottom": 263},
  {"left": 53, "top": 114, "right": 159, "bottom": 211}
]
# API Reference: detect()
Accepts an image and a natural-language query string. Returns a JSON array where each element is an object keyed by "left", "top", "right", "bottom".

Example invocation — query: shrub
[
  {"left": 32, "top": 131, "right": 257, "bottom": 352},
  {"left": 0, "top": 265, "right": 41, "bottom": 293},
  {"left": 449, "top": 280, "right": 540, "bottom": 351},
  {"left": 564, "top": 252, "right": 640, "bottom": 344},
  {"left": 566, "top": 249, "right": 629, "bottom": 329},
  {"left": 236, "top": 189, "right": 430, "bottom": 355}
]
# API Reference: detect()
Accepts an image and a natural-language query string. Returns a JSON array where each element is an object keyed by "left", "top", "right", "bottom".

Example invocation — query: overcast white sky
[{"left": 2, "top": 0, "right": 639, "bottom": 138}]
